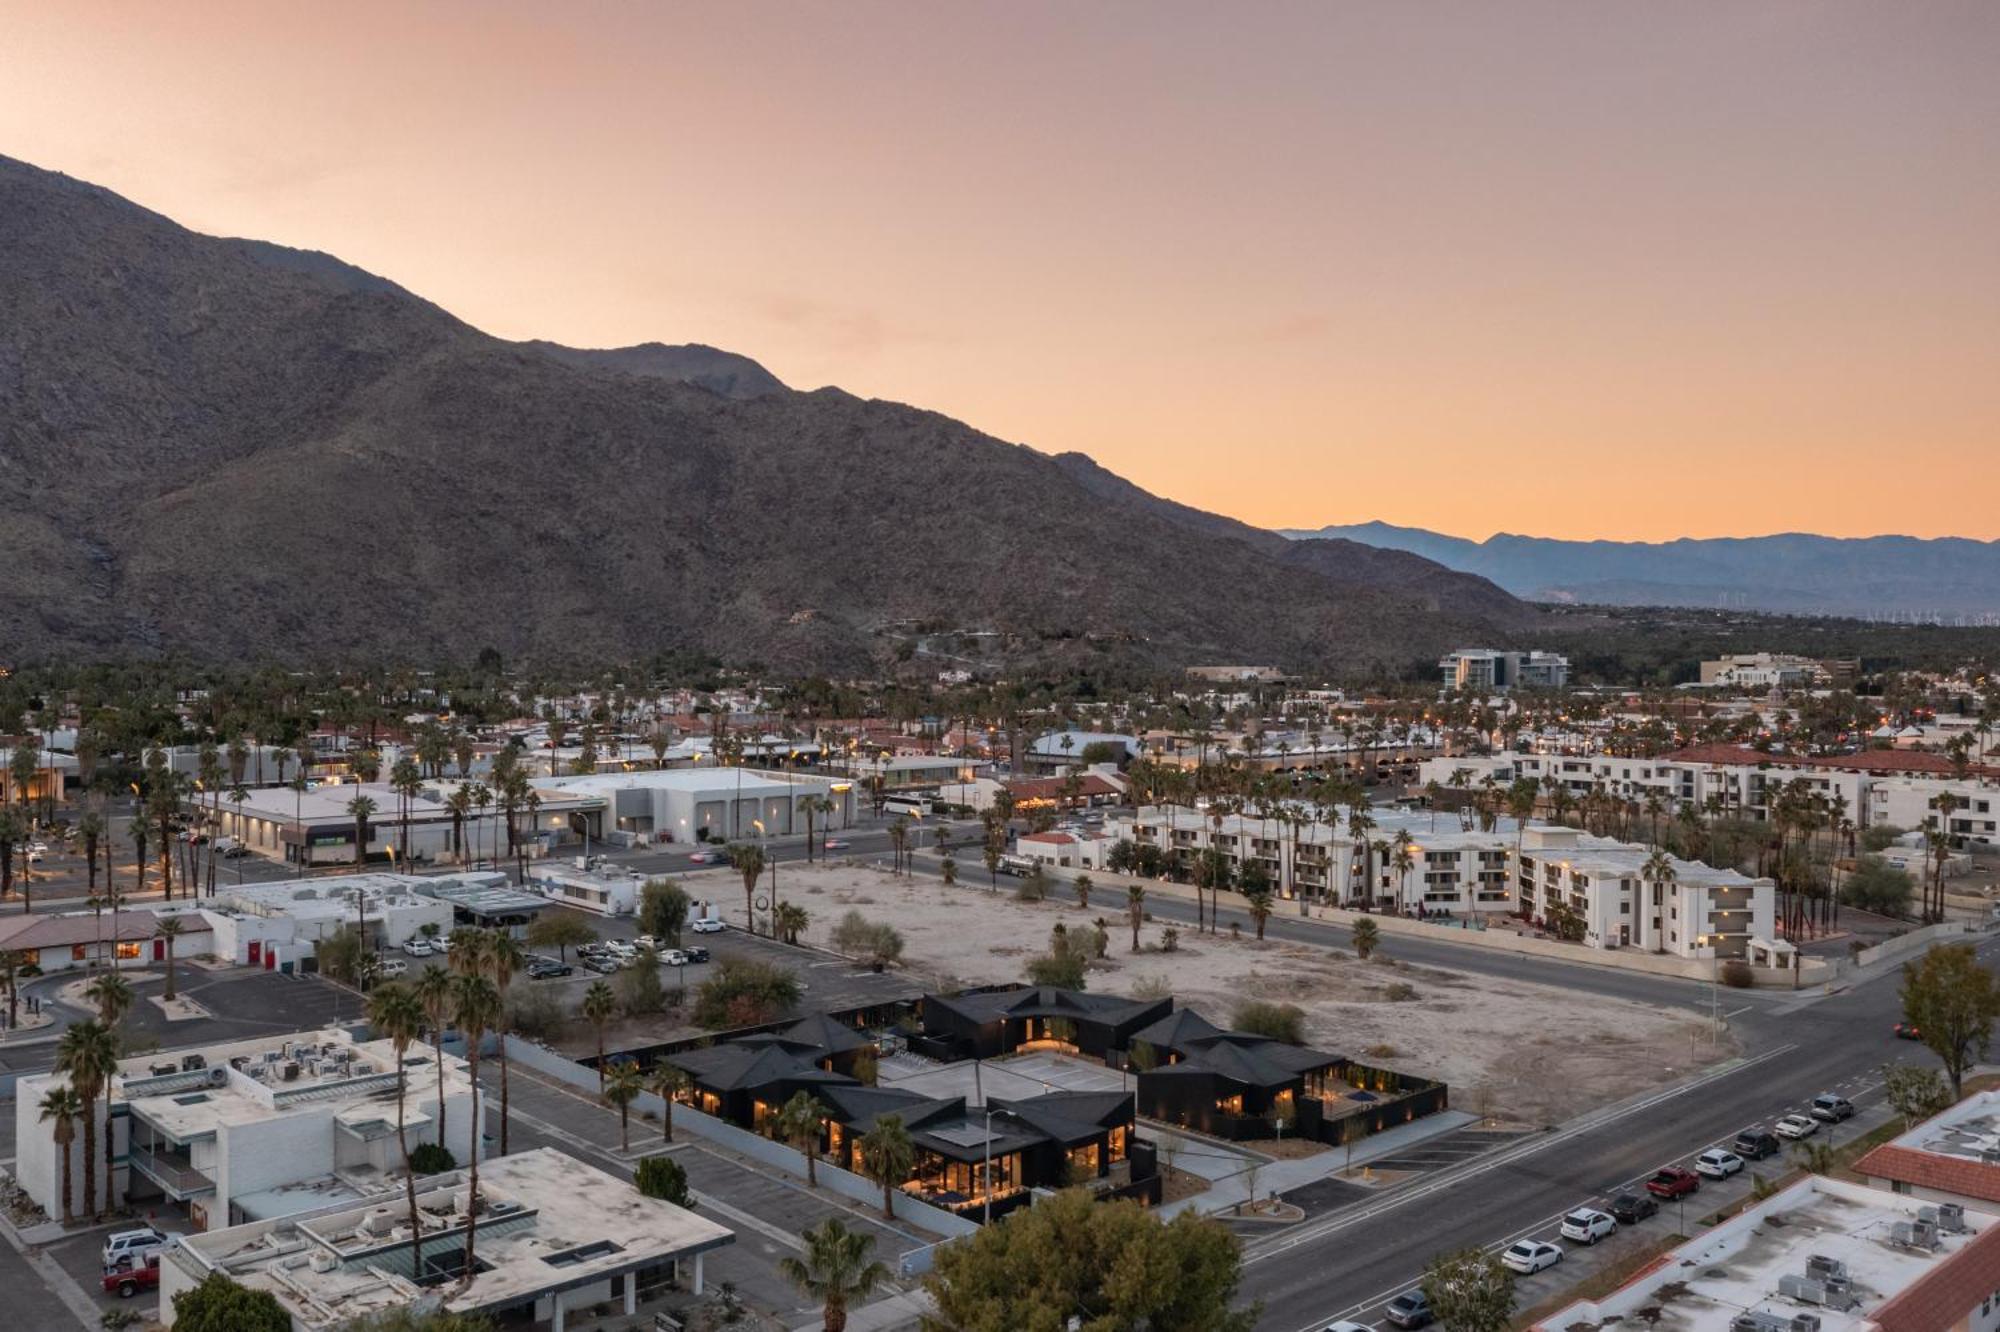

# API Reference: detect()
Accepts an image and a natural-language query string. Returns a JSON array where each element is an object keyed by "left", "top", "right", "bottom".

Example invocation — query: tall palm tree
[
  {"left": 729, "top": 843, "right": 767, "bottom": 934},
  {"left": 481, "top": 930, "right": 526, "bottom": 1155},
  {"left": 56, "top": 1018, "right": 119, "bottom": 1219},
  {"left": 648, "top": 1064, "right": 690, "bottom": 1143},
  {"left": 154, "top": 917, "right": 186, "bottom": 1000},
  {"left": 582, "top": 981, "right": 617, "bottom": 1091},
  {"left": 367, "top": 982, "right": 427, "bottom": 1252},
  {"left": 346, "top": 794, "right": 378, "bottom": 869},
  {"left": 414, "top": 965, "right": 455, "bottom": 1144},
  {"left": 1640, "top": 848, "right": 1677, "bottom": 953},
  {"left": 390, "top": 757, "right": 423, "bottom": 868},
  {"left": 85, "top": 971, "right": 134, "bottom": 1027},
  {"left": 860, "top": 1114, "right": 915, "bottom": 1221},
  {"left": 775, "top": 1090, "right": 825, "bottom": 1186},
  {"left": 451, "top": 973, "right": 502, "bottom": 1282},
  {"left": 779, "top": 1218, "right": 889, "bottom": 1332},
  {"left": 1127, "top": 883, "right": 1145, "bottom": 952},
  {"left": 77, "top": 806, "right": 106, "bottom": 898},
  {"left": 604, "top": 1060, "right": 643, "bottom": 1151},
  {"left": 37, "top": 1085, "right": 84, "bottom": 1224}
]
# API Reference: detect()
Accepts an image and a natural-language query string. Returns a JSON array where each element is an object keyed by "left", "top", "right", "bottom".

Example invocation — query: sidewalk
[{"left": 1157, "top": 1110, "right": 1478, "bottom": 1219}]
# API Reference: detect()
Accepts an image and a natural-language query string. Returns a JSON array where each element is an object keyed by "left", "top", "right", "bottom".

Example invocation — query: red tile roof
[
  {"left": 1870, "top": 1220, "right": 2000, "bottom": 1332},
  {"left": 1659, "top": 743, "right": 1773, "bottom": 766},
  {"left": 1855, "top": 1142, "right": 2000, "bottom": 1206},
  {"left": 1660, "top": 743, "right": 1998, "bottom": 779},
  {"left": 1020, "top": 832, "right": 1079, "bottom": 846},
  {"left": 1004, "top": 775, "right": 1122, "bottom": 801}
]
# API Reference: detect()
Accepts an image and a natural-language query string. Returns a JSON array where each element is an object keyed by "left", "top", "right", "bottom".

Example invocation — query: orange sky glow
[{"left": 4, "top": 1, "right": 1997, "bottom": 540}]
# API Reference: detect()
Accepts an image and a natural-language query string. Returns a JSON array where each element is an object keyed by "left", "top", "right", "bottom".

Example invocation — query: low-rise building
[
  {"left": 1858, "top": 1089, "right": 2000, "bottom": 1213},
  {"left": 0, "top": 907, "right": 208, "bottom": 974},
  {"left": 1513, "top": 825, "right": 1776, "bottom": 958},
  {"left": 1534, "top": 1173, "right": 2000, "bottom": 1331},
  {"left": 532, "top": 766, "right": 855, "bottom": 845},
  {"left": 1439, "top": 648, "right": 1570, "bottom": 691},
  {"left": 15, "top": 1026, "right": 484, "bottom": 1232},
  {"left": 158, "top": 1148, "right": 732, "bottom": 1330}
]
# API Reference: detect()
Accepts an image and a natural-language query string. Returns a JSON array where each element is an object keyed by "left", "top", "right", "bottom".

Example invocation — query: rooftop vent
[{"left": 1890, "top": 1219, "right": 1941, "bottom": 1251}]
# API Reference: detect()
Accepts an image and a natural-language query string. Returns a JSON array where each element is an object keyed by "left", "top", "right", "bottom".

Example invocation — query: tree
[
  {"left": 414, "top": 964, "right": 455, "bottom": 1146},
  {"left": 1027, "top": 922, "right": 1091, "bottom": 989},
  {"left": 1074, "top": 873, "right": 1093, "bottom": 911},
  {"left": 171, "top": 1273, "right": 292, "bottom": 1332},
  {"left": 154, "top": 916, "right": 186, "bottom": 1001},
  {"left": 1883, "top": 1062, "right": 1951, "bottom": 1129},
  {"left": 1420, "top": 1246, "right": 1514, "bottom": 1332},
  {"left": 776, "top": 1090, "right": 826, "bottom": 1186},
  {"left": 1244, "top": 888, "right": 1275, "bottom": 941},
  {"left": 1793, "top": 1139, "right": 1839, "bottom": 1175},
  {"left": 0, "top": 805, "right": 24, "bottom": 908},
  {"left": 861, "top": 1115, "right": 916, "bottom": 1220},
  {"left": 85, "top": 970, "right": 134, "bottom": 1027},
  {"left": 481, "top": 930, "right": 525, "bottom": 1156},
  {"left": 56, "top": 1017, "right": 118, "bottom": 1218},
  {"left": 1901, "top": 944, "right": 2000, "bottom": 1099},
  {"left": 524, "top": 913, "right": 596, "bottom": 963},
  {"left": 781, "top": 1218, "right": 889, "bottom": 1332},
  {"left": 37, "top": 1085, "right": 83, "bottom": 1224},
  {"left": 692, "top": 958, "right": 801, "bottom": 1028},
  {"left": 1232, "top": 1000, "right": 1306, "bottom": 1045},
  {"left": 638, "top": 879, "right": 691, "bottom": 946},
  {"left": 451, "top": 973, "right": 503, "bottom": 1280},
  {"left": 581, "top": 980, "right": 617, "bottom": 1090},
  {"left": 635, "top": 1154, "right": 694, "bottom": 1208},
  {"left": 604, "top": 1060, "right": 643, "bottom": 1151},
  {"left": 1352, "top": 915, "right": 1381, "bottom": 961},
  {"left": 922, "top": 1188, "right": 1258, "bottom": 1332},
  {"left": 648, "top": 1063, "right": 690, "bottom": 1144},
  {"left": 346, "top": 793, "right": 378, "bottom": 868},
  {"left": 1127, "top": 883, "right": 1145, "bottom": 952},
  {"left": 774, "top": 901, "right": 811, "bottom": 946},
  {"left": 729, "top": 842, "right": 767, "bottom": 933},
  {"left": 367, "top": 981, "right": 427, "bottom": 1250},
  {"left": 1843, "top": 855, "right": 1915, "bottom": 917}
]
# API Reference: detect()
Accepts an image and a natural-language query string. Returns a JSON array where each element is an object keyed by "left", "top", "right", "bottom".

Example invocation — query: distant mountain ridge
[
  {"left": 1284, "top": 521, "right": 2000, "bottom": 620},
  {"left": 0, "top": 153, "right": 1541, "bottom": 672}
]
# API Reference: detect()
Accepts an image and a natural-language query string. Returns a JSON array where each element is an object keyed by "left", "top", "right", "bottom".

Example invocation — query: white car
[
  {"left": 1501, "top": 1239, "right": 1563, "bottom": 1275},
  {"left": 1695, "top": 1149, "right": 1744, "bottom": 1179},
  {"left": 431, "top": 936, "right": 453, "bottom": 954},
  {"left": 1320, "top": 1324, "right": 1374, "bottom": 1332},
  {"left": 1774, "top": 1114, "right": 1819, "bottom": 1140},
  {"left": 103, "top": 1226, "right": 170, "bottom": 1270},
  {"left": 659, "top": 949, "right": 689, "bottom": 967},
  {"left": 376, "top": 958, "right": 409, "bottom": 979},
  {"left": 1559, "top": 1208, "right": 1617, "bottom": 1245},
  {"left": 690, "top": 918, "right": 725, "bottom": 934},
  {"left": 402, "top": 938, "right": 435, "bottom": 957},
  {"left": 633, "top": 935, "right": 662, "bottom": 952}
]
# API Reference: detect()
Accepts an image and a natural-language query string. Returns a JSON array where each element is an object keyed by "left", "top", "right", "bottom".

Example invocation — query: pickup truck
[
  {"left": 1645, "top": 1167, "right": 1701, "bottom": 1200},
  {"left": 104, "top": 1257, "right": 161, "bottom": 1299}
]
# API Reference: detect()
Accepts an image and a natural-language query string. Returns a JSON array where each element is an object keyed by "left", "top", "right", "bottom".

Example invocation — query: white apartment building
[
  {"left": 1511, "top": 826, "right": 1776, "bottom": 959},
  {"left": 1439, "top": 648, "right": 1570, "bottom": 692},
  {"left": 1868, "top": 778, "right": 2000, "bottom": 848},
  {"left": 15, "top": 1027, "right": 484, "bottom": 1232}
]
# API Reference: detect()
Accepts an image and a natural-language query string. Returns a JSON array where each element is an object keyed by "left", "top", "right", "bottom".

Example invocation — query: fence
[{"left": 503, "top": 1036, "right": 979, "bottom": 1238}]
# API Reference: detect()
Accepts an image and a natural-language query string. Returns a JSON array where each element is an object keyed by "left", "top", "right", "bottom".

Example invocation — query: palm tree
[
  {"left": 729, "top": 843, "right": 766, "bottom": 934},
  {"left": 776, "top": 1090, "right": 825, "bottom": 1186},
  {"left": 1640, "top": 848, "right": 1677, "bottom": 953},
  {"left": 648, "top": 1063, "right": 690, "bottom": 1143},
  {"left": 77, "top": 806, "right": 106, "bottom": 898},
  {"left": 390, "top": 757, "right": 423, "bottom": 868},
  {"left": 773, "top": 901, "right": 810, "bottom": 945},
  {"left": 1244, "top": 888, "right": 1274, "bottom": 940},
  {"left": 154, "top": 917, "right": 186, "bottom": 1000},
  {"left": 346, "top": 793, "right": 378, "bottom": 868},
  {"left": 582, "top": 981, "right": 617, "bottom": 1091},
  {"left": 84, "top": 971, "right": 134, "bottom": 1027},
  {"left": 37, "top": 1085, "right": 84, "bottom": 1224},
  {"left": 1127, "top": 883, "right": 1145, "bottom": 953},
  {"left": 1390, "top": 842, "right": 1416, "bottom": 916},
  {"left": 414, "top": 965, "right": 455, "bottom": 1144},
  {"left": 861, "top": 1114, "right": 915, "bottom": 1220},
  {"left": 367, "top": 982, "right": 427, "bottom": 1250},
  {"left": 779, "top": 1218, "right": 889, "bottom": 1332},
  {"left": 445, "top": 786, "right": 472, "bottom": 863},
  {"left": 451, "top": 973, "right": 502, "bottom": 1281},
  {"left": 1074, "top": 874, "right": 1092, "bottom": 912},
  {"left": 482, "top": 930, "right": 525, "bottom": 1156},
  {"left": 604, "top": 1060, "right": 643, "bottom": 1151},
  {"left": 56, "top": 1018, "right": 118, "bottom": 1219}
]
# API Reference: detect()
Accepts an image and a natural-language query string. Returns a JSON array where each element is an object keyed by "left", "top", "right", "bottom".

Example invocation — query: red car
[
  {"left": 104, "top": 1257, "right": 160, "bottom": 1299},
  {"left": 1646, "top": 1167, "right": 1701, "bottom": 1200},
  {"left": 1894, "top": 1022, "right": 1922, "bottom": 1041}
]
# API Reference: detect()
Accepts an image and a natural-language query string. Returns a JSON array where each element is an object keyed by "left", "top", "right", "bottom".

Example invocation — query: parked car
[
  {"left": 1894, "top": 1021, "right": 1923, "bottom": 1040},
  {"left": 1774, "top": 1113, "right": 1819, "bottom": 1140},
  {"left": 633, "top": 934, "right": 662, "bottom": 952},
  {"left": 1695, "top": 1149, "right": 1744, "bottom": 1179},
  {"left": 1501, "top": 1240, "right": 1563, "bottom": 1274},
  {"left": 824, "top": 839, "right": 851, "bottom": 851},
  {"left": 1645, "top": 1168, "right": 1701, "bottom": 1199},
  {"left": 103, "top": 1256, "right": 160, "bottom": 1299},
  {"left": 103, "top": 1226, "right": 169, "bottom": 1271},
  {"left": 1733, "top": 1129, "right": 1782, "bottom": 1160},
  {"left": 219, "top": 839, "right": 251, "bottom": 857},
  {"left": 603, "top": 941, "right": 638, "bottom": 962},
  {"left": 1810, "top": 1093, "right": 1855, "bottom": 1123},
  {"left": 690, "top": 918, "right": 725, "bottom": 934},
  {"left": 376, "top": 958, "right": 409, "bottom": 979},
  {"left": 684, "top": 945, "right": 710, "bottom": 963},
  {"left": 1383, "top": 1289, "right": 1433, "bottom": 1329},
  {"left": 1609, "top": 1191, "right": 1658, "bottom": 1225},
  {"left": 1320, "top": 1324, "right": 1374, "bottom": 1332},
  {"left": 581, "top": 954, "right": 621, "bottom": 974},
  {"left": 688, "top": 850, "right": 721, "bottom": 864},
  {"left": 1560, "top": 1209, "right": 1617, "bottom": 1245},
  {"left": 402, "top": 938, "right": 435, "bottom": 957},
  {"left": 527, "top": 959, "right": 572, "bottom": 979},
  {"left": 659, "top": 949, "right": 689, "bottom": 967}
]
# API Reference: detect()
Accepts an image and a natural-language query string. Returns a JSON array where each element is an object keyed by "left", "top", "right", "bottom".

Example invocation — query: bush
[
  {"left": 1842, "top": 855, "right": 1915, "bottom": 916},
  {"left": 634, "top": 1154, "right": 694, "bottom": 1208},
  {"left": 171, "top": 1274, "right": 291, "bottom": 1332},
  {"left": 638, "top": 879, "right": 692, "bottom": 944},
  {"left": 409, "top": 1142, "right": 457, "bottom": 1175},
  {"left": 617, "top": 958, "right": 666, "bottom": 1016},
  {"left": 1719, "top": 959, "right": 1756, "bottom": 989},
  {"left": 1362, "top": 1042, "right": 1398, "bottom": 1059},
  {"left": 505, "top": 986, "right": 568, "bottom": 1041},
  {"left": 1351, "top": 916, "right": 1380, "bottom": 960},
  {"left": 1015, "top": 866, "right": 1050, "bottom": 902},
  {"left": 1860, "top": 824, "right": 1906, "bottom": 853},
  {"left": 1161, "top": 927, "right": 1180, "bottom": 953},
  {"left": 692, "top": 959, "right": 801, "bottom": 1029},
  {"left": 1232, "top": 1000, "right": 1307, "bottom": 1044},
  {"left": 829, "top": 910, "right": 905, "bottom": 968},
  {"left": 1382, "top": 982, "right": 1418, "bottom": 1003}
]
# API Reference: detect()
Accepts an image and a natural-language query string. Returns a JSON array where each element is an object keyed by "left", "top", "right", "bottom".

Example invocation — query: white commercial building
[
  {"left": 1439, "top": 648, "right": 1570, "bottom": 691},
  {"left": 159, "top": 1148, "right": 733, "bottom": 1330},
  {"left": 196, "top": 873, "right": 460, "bottom": 970},
  {"left": 15, "top": 1027, "right": 483, "bottom": 1232},
  {"left": 199, "top": 779, "right": 601, "bottom": 869},
  {"left": 532, "top": 766, "right": 855, "bottom": 846}
]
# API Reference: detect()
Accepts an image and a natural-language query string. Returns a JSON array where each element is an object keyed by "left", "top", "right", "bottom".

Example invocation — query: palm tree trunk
[
  {"left": 59, "top": 1134, "right": 73, "bottom": 1225},
  {"left": 499, "top": 1048, "right": 510, "bottom": 1156},
  {"left": 435, "top": 1032, "right": 448, "bottom": 1145},
  {"left": 462, "top": 1043, "right": 482, "bottom": 1279},
  {"left": 100, "top": 1087, "right": 114, "bottom": 1216},
  {"left": 398, "top": 1069, "right": 422, "bottom": 1270}
]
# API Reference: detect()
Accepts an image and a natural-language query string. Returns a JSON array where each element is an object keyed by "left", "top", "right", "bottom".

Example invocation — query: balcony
[{"left": 129, "top": 1144, "right": 215, "bottom": 1199}]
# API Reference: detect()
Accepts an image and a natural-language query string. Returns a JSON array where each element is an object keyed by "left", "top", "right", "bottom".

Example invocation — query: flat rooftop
[
  {"left": 533, "top": 766, "right": 837, "bottom": 798},
  {"left": 171, "top": 1148, "right": 732, "bottom": 1327},
  {"left": 112, "top": 1028, "right": 472, "bottom": 1142},
  {"left": 879, "top": 1050, "right": 1127, "bottom": 1107},
  {"left": 1855, "top": 1089, "right": 2000, "bottom": 1207},
  {"left": 1536, "top": 1175, "right": 1997, "bottom": 1331}
]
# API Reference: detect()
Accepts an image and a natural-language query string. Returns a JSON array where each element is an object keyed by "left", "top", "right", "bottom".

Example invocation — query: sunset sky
[{"left": 4, "top": 2, "right": 1996, "bottom": 540}]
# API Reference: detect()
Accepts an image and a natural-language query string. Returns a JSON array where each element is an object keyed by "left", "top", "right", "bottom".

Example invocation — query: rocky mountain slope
[{"left": 0, "top": 154, "right": 1541, "bottom": 672}]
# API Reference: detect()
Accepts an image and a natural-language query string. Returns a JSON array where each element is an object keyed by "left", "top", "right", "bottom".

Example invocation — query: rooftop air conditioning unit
[
  {"left": 1937, "top": 1202, "right": 1969, "bottom": 1233},
  {"left": 151, "top": 1063, "right": 178, "bottom": 1077},
  {"left": 1803, "top": 1255, "right": 1849, "bottom": 1284},
  {"left": 308, "top": 1249, "right": 339, "bottom": 1273},
  {"left": 1729, "top": 1314, "right": 1820, "bottom": 1332},
  {"left": 181, "top": 1054, "right": 207, "bottom": 1071},
  {"left": 282, "top": 1062, "right": 301, "bottom": 1082},
  {"left": 352, "top": 1062, "right": 374, "bottom": 1075},
  {"left": 1891, "top": 1220, "right": 1941, "bottom": 1250},
  {"left": 1778, "top": 1275, "right": 1858, "bottom": 1313},
  {"left": 361, "top": 1211, "right": 395, "bottom": 1236}
]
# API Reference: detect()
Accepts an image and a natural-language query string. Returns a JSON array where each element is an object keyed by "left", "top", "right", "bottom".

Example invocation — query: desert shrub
[
  {"left": 692, "top": 959, "right": 802, "bottom": 1029},
  {"left": 1233, "top": 1001, "right": 1306, "bottom": 1044},
  {"left": 829, "top": 910, "right": 906, "bottom": 967},
  {"left": 409, "top": 1142, "right": 456, "bottom": 1175},
  {"left": 1362, "top": 1042, "right": 1398, "bottom": 1059},
  {"left": 1719, "top": 959, "right": 1756, "bottom": 989},
  {"left": 617, "top": 958, "right": 666, "bottom": 1015},
  {"left": 1382, "top": 982, "right": 1417, "bottom": 1002},
  {"left": 505, "top": 986, "right": 568, "bottom": 1041},
  {"left": 634, "top": 1155, "right": 694, "bottom": 1208}
]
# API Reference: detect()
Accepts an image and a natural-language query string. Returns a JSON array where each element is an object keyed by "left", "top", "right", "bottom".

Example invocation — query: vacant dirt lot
[{"left": 774, "top": 862, "right": 1727, "bottom": 1127}]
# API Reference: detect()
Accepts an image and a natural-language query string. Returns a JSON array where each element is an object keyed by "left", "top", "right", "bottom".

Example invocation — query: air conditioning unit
[
  {"left": 1730, "top": 1313, "right": 1820, "bottom": 1332},
  {"left": 1779, "top": 1275, "right": 1859, "bottom": 1313},
  {"left": 282, "top": 1062, "right": 301, "bottom": 1082},
  {"left": 1803, "top": 1255, "right": 1848, "bottom": 1284},
  {"left": 308, "top": 1249, "right": 339, "bottom": 1273},
  {"left": 1938, "top": 1202, "right": 1969, "bottom": 1233},
  {"left": 1890, "top": 1220, "right": 1941, "bottom": 1251}
]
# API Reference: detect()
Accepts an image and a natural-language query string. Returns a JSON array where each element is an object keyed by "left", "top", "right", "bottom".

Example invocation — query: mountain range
[
  {"left": 0, "top": 154, "right": 1540, "bottom": 674},
  {"left": 1286, "top": 522, "right": 2000, "bottom": 622}
]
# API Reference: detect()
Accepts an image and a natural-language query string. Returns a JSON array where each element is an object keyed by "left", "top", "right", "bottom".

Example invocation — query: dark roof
[
  {"left": 989, "top": 1090, "right": 1134, "bottom": 1145},
  {"left": 1173, "top": 1039, "right": 1305, "bottom": 1088},
  {"left": 779, "top": 1012, "right": 868, "bottom": 1056},
  {"left": 913, "top": 1114, "right": 1047, "bottom": 1161},
  {"left": 927, "top": 986, "right": 1161, "bottom": 1027},
  {"left": 666, "top": 1041, "right": 856, "bottom": 1094},
  {"left": 1187, "top": 1032, "right": 1343, "bottom": 1075},
  {"left": 816, "top": 1085, "right": 961, "bottom": 1133},
  {"left": 1129, "top": 1008, "right": 1223, "bottom": 1053}
]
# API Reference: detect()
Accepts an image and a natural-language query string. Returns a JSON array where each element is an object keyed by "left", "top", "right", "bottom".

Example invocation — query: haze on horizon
[{"left": 5, "top": 1, "right": 1996, "bottom": 543}]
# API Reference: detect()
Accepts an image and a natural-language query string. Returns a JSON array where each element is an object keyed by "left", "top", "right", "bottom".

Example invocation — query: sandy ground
[{"left": 779, "top": 863, "right": 1728, "bottom": 1128}]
